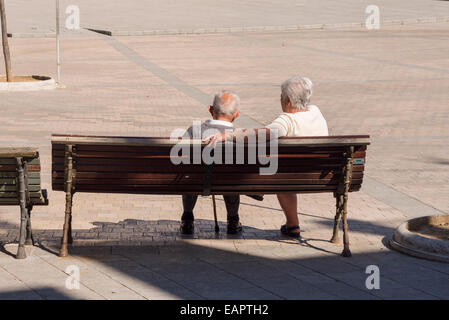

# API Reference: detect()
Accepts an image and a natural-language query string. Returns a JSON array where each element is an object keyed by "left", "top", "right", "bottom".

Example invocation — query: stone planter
[{"left": 0, "top": 75, "right": 57, "bottom": 91}]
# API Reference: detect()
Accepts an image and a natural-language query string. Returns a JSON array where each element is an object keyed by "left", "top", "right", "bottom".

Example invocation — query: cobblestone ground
[{"left": 0, "top": 21, "right": 448, "bottom": 299}]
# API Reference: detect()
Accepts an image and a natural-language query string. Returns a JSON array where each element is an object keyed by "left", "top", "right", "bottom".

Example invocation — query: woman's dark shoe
[
  {"left": 180, "top": 219, "right": 194, "bottom": 235},
  {"left": 280, "top": 224, "right": 301, "bottom": 238},
  {"left": 227, "top": 220, "right": 243, "bottom": 234}
]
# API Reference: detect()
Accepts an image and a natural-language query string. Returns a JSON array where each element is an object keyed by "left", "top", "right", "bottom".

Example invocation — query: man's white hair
[
  {"left": 211, "top": 90, "right": 240, "bottom": 117},
  {"left": 281, "top": 75, "right": 313, "bottom": 110}
]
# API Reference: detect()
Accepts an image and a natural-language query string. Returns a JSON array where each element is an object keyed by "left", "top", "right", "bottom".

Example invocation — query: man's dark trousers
[{"left": 181, "top": 195, "right": 240, "bottom": 222}]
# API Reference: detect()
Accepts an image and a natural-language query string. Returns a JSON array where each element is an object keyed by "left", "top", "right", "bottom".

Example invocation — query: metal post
[
  {"left": 331, "top": 149, "right": 348, "bottom": 244},
  {"left": 23, "top": 160, "right": 34, "bottom": 245},
  {"left": 56, "top": 0, "right": 61, "bottom": 84}
]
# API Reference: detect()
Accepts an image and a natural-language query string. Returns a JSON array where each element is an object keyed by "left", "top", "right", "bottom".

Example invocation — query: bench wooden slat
[
  {"left": 55, "top": 157, "right": 347, "bottom": 166},
  {"left": 0, "top": 198, "right": 47, "bottom": 205},
  {"left": 52, "top": 154, "right": 363, "bottom": 165},
  {"left": 51, "top": 171, "right": 364, "bottom": 180},
  {"left": 52, "top": 164, "right": 364, "bottom": 174},
  {"left": 52, "top": 150, "right": 366, "bottom": 160},
  {"left": 53, "top": 151, "right": 364, "bottom": 159},
  {"left": 52, "top": 143, "right": 366, "bottom": 152},
  {"left": 53, "top": 177, "right": 363, "bottom": 186},
  {"left": 0, "top": 178, "right": 41, "bottom": 185},
  {"left": 0, "top": 198, "right": 22, "bottom": 204},
  {"left": 0, "top": 185, "right": 42, "bottom": 192},
  {"left": 0, "top": 191, "right": 45, "bottom": 197},
  {"left": 0, "top": 148, "right": 39, "bottom": 158},
  {"left": 52, "top": 143, "right": 367, "bottom": 152},
  {"left": 51, "top": 134, "right": 370, "bottom": 147},
  {"left": 0, "top": 172, "right": 40, "bottom": 178},
  {"left": 0, "top": 158, "right": 41, "bottom": 165},
  {"left": 53, "top": 184, "right": 361, "bottom": 195},
  {"left": 0, "top": 165, "right": 41, "bottom": 172}
]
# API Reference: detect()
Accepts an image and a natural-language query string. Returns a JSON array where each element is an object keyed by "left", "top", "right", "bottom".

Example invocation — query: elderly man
[
  {"left": 204, "top": 76, "right": 328, "bottom": 238},
  {"left": 180, "top": 90, "right": 243, "bottom": 235}
]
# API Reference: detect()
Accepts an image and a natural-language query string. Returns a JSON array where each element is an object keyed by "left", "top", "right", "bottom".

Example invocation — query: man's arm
[
  {"left": 203, "top": 127, "right": 272, "bottom": 147},
  {"left": 203, "top": 114, "right": 289, "bottom": 147}
]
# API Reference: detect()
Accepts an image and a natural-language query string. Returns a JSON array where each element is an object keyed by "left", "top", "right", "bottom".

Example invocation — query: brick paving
[{"left": 0, "top": 19, "right": 448, "bottom": 299}]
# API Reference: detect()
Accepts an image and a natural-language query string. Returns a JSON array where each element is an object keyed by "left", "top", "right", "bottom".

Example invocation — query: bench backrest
[
  {"left": 0, "top": 148, "right": 48, "bottom": 206},
  {"left": 52, "top": 134, "right": 370, "bottom": 196}
]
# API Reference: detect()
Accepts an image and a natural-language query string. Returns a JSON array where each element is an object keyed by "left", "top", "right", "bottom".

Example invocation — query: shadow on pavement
[
  {"left": 1, "top": 217, "right": 448, "bottom": 300},
  {"left": 0, "top": 287, "right": 73, "bottom": 300}
]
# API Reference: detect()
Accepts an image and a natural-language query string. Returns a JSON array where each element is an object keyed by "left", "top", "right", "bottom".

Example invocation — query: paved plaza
[{"left": 0, "top": 2, "right": 449, "bottom": 299}]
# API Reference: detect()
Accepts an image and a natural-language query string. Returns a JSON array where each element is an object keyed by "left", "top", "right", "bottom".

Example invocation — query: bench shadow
[
  {"left": 0, "top": 243, "right": 16, "bottom": 258},
  {"left": 314, "top": 218, "right": 396, "bottom": 238},
  {"left": 1, "top": 210, "right": 399, "bottom": 258}
]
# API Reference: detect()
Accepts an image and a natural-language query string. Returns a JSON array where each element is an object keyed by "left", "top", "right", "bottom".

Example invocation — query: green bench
[{"left": 0, "top": 148, "right": 49, "bottom": 259}]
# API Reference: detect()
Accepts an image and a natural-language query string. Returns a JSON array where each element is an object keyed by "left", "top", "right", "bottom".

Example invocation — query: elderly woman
[{"left": 205, "top": 76, "right": 328, "bottom": 238}]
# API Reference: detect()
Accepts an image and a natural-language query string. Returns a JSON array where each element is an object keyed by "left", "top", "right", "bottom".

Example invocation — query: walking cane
[{"left": 212, "top": 195, "right": 219, "bottom": 233}]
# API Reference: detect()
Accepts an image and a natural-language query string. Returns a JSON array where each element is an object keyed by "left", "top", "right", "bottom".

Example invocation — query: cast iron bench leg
[
  {"left": 330, "top": 193, "right": 343, "bottom": 244},
  {"left": 68, "top": 214, "right": 73, "bottom": 244},
  {"left": 60, "top": 190, "right": 73, "bottom": 257},
  {"left": 341, "top": 194, "right": 352, "bottom": 257},
  {"left": 16, "top": 158, "right": 28, "bottom": 259},
  {"left": 341, "top": 146, "right": 354, "bottom": 257},
  {"left": 25, "top": 206, "right": 34, "bottom": 245}
]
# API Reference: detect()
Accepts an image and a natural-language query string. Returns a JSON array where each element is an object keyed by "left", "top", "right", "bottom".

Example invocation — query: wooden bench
[
  {"left": 0, "top": 148, "right": 49, "bottom": 259},
  {"left": 51, "top": 134, "right": 370, "bottom": 257}
]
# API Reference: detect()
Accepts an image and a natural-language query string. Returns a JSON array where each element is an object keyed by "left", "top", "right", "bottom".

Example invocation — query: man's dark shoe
[
  {"left": 180, "top": 219, "right": 194, "bottom": 235},
  {"left": 227, "top": 220, "right": 243, "bottom": 234}
]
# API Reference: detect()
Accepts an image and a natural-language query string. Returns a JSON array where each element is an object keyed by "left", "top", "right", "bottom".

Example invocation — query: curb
[
  {"left": 7, "top": 32, "right": 56, "bottom": 38},
  {"left": 0, "top": 76, "right": 57, "bottom": 91},
  {"left": 6, "top": 16, "right": 449, "bottom": 38},
  {"left": 87, "top": 16, "right": 449, "bottom": 36}
]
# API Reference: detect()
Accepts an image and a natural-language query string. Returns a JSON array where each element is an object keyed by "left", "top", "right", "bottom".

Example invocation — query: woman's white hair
[
  {"left": 281, "top": 76, "right": 313, "bottom": 110},
  {"left": 211, "top": 90, "right": 240, "bottom": 117}
]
